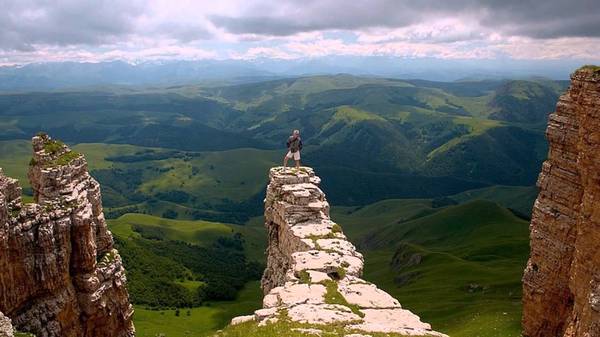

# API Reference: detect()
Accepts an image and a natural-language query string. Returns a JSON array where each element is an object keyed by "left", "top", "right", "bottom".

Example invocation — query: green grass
[
  {"left": 332, "top": 105, "right": 386, "bottom": 123},
  {"left": 215, "top": 314, "right": 429, "bottom": 337},
  {"left": 42, "top": 139, "right": 64, "bottom": 154},
  {"left": 137, "top": 147, "right": 279, "bottom": 203},
  {"left": 14, "top": 332, "right": 36, "bottom": 337},
  {"left": 0, "top": 140, "right": 279, "bottom": 218},
  {"left": 46, "top": 150, "right": 80, "bottom": 167},
  {"left": 331, "top": 199, "right": 436, "bottom": 239},
  {"left": 108, "top": 213, "right": 266, "bottom": 262},
  {"left": 72, "top": 143, "right": 147, "bottom": 170},
  {"left": 112, "top": 197, "right": 530, "bottom": 337},
  {"left": 322, "top": 280, "right": 363, "bottom": 317},
  {"left": 74, "top": 143, "right": 279, "bottom": 205},
  {"left": 176, "top": 280, "right": 206, "bottom": 292},
  {"left": 332, "top": 199, "right": 529, "bottom": 337},
  {"left": 107, "top": 211, "right": 264, "bottom": 312},
  {"left": 0, "top": 140, "right": 32, "bottom": 188},
  {"left": 450, "top": 185, "right": 538, "bottom": 217},
  {"left": 109, "top": 213, "right": 235, "bottom": 247},
  {"left": 134, "top": 280, "right": 263, "bottom": 337},
  {"left": 426, "top": 116, "right": 502, "bottom": 159},
  {"left": 0, "top": 140, "right": 277, "bottom": 224},
  {"left": 579, "top": 65, "right": 600, "bottom": 72}
]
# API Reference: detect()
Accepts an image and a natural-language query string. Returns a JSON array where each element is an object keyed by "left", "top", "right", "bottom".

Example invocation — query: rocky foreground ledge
[
  {"left": 0, "top": 134, "right": 134, "bottom": 337},
  {"left": 230, "top": 167, "right": 446, "bottom": 337}
]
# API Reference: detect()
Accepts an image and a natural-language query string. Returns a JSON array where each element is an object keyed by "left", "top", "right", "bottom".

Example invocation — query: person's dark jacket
[{"left": 287, "top": 136, "right": 303, "bottom": 153}]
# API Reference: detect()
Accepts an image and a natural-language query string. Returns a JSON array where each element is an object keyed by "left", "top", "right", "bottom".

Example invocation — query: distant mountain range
[{"left": 0, "top": 57, "right": 584, "bottom": 91}]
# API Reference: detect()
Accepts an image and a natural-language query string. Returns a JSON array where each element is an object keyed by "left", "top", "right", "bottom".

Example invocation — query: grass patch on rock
[
  {"left": 321, "top": 280, "right": 364, "bottom": 318},
  {"left": 215, "top": 318, "right": 428, "bottom": 337},
  {"left": 580, "top": 64, "right": 600, "bottom": 72}
]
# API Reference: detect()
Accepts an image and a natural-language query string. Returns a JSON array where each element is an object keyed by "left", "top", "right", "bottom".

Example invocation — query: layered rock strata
[
  {"left": 232, "top": 167, "right": 446, "bottom": 337},
  {"left": 0, "top": 134, "right": 135, "bottom": 337},
  {"left": 522, "top": 66, "right": 600, "bottom": 337}
]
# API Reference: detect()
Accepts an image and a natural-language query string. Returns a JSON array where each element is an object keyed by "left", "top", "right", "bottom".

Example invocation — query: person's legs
[
  {"left": 283, "top": 151, "right": 292, "bottom": 168},
  {"left": 294, "top": 151, "right": 301, "bottom": 168}
]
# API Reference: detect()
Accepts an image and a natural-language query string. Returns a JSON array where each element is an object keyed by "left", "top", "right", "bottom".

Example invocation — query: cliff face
[
  {"left": 231, "top": 167, "right": 446, "bottom": 336},
  {"left": 523, "top": 67, "right": 600, "bottom": 337},
  {"left": 0, "top": 134, "right": 135, "bottom": 337}
]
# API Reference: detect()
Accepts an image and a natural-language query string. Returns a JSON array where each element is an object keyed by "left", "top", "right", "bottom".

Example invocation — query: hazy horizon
[{"left": 1, "top": 1, "right": 599, "bottom": 68}]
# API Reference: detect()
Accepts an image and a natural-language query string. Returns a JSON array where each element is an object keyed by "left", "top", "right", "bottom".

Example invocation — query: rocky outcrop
[
  {"left": 522, "top": 66, "right": 600, "bottom": 337},
  {"left": 0, "top": 134, "right": 135, "bottom": 337},
  {"left": 232, "top": 167, "right": 446, "bottom": 336},
  {"left": 0, "top": 312, "right": 13, "bottom": 337}
]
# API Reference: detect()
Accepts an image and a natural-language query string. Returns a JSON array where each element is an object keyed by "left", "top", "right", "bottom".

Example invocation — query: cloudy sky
[{"left": 1, "top": 0, "right": 599, "bottom": 65}]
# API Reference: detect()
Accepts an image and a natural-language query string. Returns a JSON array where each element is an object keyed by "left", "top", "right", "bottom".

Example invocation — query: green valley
[
  {"left": 333, "top": 199, "right": 530, "bottom": 337},
  {"left": 0, "top": 74, "right": 560, "bottom": 337}
]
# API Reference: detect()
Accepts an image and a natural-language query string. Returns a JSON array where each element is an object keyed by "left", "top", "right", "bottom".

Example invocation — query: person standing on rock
[{"left": 283, "top": 129, "right": 302, "bottom": 169}]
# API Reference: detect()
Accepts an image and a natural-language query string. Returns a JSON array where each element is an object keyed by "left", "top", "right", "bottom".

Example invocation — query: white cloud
[{"left": 0, "top": 0, "right": 599, "bottom": 65}]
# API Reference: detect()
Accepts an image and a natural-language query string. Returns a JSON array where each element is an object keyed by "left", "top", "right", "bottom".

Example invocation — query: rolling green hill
[
  {"left": 0, "top": 75, "right": 559, "bottom": 206},
  {"left": 450, "top": 185, "right": 538, "bottom": 218},
  {"left": 332, "top": 200, "right": 529, "bottom": 337},
  {"left": 488, "top": 80, "right": 567, "bottom": 124},
  {"left": 107, "top": 213, "right": 263, "bottom": 308},
  {"left": 111, "top": 196, "right": 530, "bottom": 337}
]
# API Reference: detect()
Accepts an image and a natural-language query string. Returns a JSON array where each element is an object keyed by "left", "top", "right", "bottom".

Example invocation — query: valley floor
[{"left": 133, "top": 281, "right": 262, "bottom": 337}]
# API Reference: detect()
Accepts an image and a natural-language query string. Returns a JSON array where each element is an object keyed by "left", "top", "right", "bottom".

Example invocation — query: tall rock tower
[
  {"left": 230, "top": 167, "right": 447, "bottom": 336},
  {"left": 522, "top": 66, "right": 600, "bottom": 337},
  {"left": 0, "top": 134, "right": 135, "bottom": 337}
]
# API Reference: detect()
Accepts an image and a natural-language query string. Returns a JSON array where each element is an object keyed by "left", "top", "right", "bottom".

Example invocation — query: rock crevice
[
  {"left": 522, "top": 67, "right": 600, "bottom": 337},
  {"left": 233, "top": 167, "right": 446, "bottom": 336},
  {"left": 0, "top": 134, "right": 135, "bottom": 337}
]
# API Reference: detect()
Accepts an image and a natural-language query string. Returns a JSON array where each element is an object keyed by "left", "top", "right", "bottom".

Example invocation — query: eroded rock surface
[
  {"left": 0, "top": 134, "right": 135, "bottom": 337},
  {"left": 0, "top": 312, "right": 13, "bottom": 337},
  {"left": 522, "top": 67, "right": 600, "bottom": 337},
  {"left": 232, "top": 167, "right": 446, "bottom": 336}
]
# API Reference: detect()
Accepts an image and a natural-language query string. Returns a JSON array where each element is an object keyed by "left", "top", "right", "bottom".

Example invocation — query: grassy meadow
[{"left": 333, "top": 200, "right": 529, "bottom": 337}]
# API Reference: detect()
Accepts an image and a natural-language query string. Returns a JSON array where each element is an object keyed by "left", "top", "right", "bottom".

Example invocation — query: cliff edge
[
  {"left": 522, "top": 66, "right": 600, "bottom": 337},
  {"left": 229, "top": 167, "right": 446, "bottom": 336},
  {"left": 0, "top": 134, "right": 135, "bottom": 337}
]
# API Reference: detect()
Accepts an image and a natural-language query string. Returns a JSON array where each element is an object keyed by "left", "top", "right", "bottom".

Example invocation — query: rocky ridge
[
  {"left": 522, "top": 66, "right": 600, "bottom": 337},
  {"left": 231, "top": 167, "right": 446, "bottom": 336},
  {"left": 0, "top": 134, "right": 135, "bottom": 337}
]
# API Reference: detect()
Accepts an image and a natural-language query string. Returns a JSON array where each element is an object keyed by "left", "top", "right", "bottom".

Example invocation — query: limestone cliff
[
  {"left": 522, "top": 66, "right": 600, "bottom": 337},
  {"left": 231, "top": 167, "right": 446, "bottom": 336},
  {"left": 0, "top": 134, "right": 135, "bottom": 337}
]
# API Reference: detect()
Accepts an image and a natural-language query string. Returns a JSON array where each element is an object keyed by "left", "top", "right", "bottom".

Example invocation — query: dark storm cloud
[
  {"left": 210, "top": 0, "right": 600, "bottom": 39},
  {"left": 210, "top": 1, "right": 423, "bottom": 36},
  {"left": 480, "top": 0, "right": 600, "bottom": 38},
  {"left": 0, "top": 0, "right": 145, "bottom": 50},
  {"left": 151, "top": 22, "right": 213, "bottom": 43}
]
